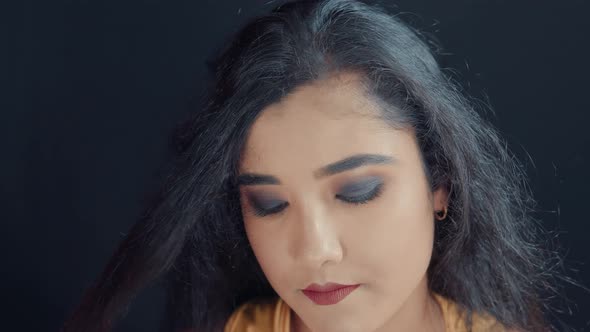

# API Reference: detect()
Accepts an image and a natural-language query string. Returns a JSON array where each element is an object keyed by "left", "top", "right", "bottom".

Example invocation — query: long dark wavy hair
[{"left": 62, "top": 0, "right": 579, "bottom": 331}]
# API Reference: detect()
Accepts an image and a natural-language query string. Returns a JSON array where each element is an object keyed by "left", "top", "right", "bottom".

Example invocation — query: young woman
[{"left": 62, "top": 0, "right": 573, "bottom": 331}]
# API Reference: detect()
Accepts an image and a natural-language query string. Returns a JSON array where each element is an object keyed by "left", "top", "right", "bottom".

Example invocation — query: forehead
[
  {"left": 239, "top": 72, "right": 410, "bottom": 175},
  {"left": 260, "top": 71, "right": 377, "bottom": 122}
]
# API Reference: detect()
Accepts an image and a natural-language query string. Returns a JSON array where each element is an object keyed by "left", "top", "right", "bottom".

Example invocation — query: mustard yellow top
[{"left": 223, "top": 293, "right": 509, "bottom": 332}]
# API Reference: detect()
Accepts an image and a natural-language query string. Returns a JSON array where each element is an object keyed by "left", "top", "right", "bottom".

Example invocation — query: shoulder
[
  {"left": 433, "top": 293, "right": 519, "bottom": 332},
  {"left": 223, "top": 296, "right": 291, "bottom": 332}
]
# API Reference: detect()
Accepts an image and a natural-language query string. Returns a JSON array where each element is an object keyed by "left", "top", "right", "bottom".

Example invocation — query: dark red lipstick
[{"left": 302, "top": 282, "right": 360, "bottom": 305}]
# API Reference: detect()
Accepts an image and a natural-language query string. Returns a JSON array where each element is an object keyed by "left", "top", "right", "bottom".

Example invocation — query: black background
[{"left": 10, "top": 0, "right": 590, "bottom": 331}]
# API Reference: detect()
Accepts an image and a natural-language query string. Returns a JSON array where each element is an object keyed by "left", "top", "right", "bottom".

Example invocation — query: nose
[{"left": 290, "top": 204, "right": 344, "bottom": 269}]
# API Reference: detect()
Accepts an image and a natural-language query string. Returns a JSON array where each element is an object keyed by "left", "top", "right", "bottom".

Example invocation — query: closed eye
[
  {"left": 252, "top": 201, "right": 289, "bottom": 217},
  {"left": 248, "top": 176, "right": 385, "bottom": 217},
  {"left": 336, "top": 182, "right": 384, "bottom": 205}
]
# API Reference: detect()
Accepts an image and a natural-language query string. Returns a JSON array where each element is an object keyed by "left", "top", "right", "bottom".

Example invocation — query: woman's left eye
[{"left": 336, "top": 179, "right": 384, "bottom": 205}]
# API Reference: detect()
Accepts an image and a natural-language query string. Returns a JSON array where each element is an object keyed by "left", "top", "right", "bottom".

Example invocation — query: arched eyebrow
[{"left": 237, "top": 153, "right": 395, "bottom": 186}]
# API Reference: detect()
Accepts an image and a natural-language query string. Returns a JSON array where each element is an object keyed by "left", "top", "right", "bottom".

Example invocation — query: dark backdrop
[{"left": 10, "top": 0, "right": 590, "bottom": 331}]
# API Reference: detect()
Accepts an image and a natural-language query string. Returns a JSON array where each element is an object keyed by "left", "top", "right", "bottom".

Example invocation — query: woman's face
[{"left": 238, "top": 72, "right": 448, "bottom": 332}]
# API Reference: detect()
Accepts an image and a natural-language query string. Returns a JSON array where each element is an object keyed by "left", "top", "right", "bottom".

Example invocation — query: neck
[{"left": 374, "top": 276, "right": 445, "bottom": 332}]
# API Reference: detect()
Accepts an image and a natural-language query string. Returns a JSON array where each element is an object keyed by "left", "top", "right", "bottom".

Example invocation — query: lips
[{"left": 302, "top": 283, "right": 360, "bottom": 305}]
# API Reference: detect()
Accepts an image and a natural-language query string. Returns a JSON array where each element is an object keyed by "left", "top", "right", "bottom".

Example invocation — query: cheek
[
  {"left": 243, "top": 219, "right": 292, "bottom": 291},
  {"left": 350, "top": 183, "right": 435, "bottom": 290}
]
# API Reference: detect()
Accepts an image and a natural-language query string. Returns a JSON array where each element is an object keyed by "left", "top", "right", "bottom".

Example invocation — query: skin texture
[{"left": 238, "top": 72, "right": 449, "bottom": 332}]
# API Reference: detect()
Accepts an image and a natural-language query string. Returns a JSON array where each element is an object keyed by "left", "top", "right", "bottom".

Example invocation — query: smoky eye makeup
[
  {"left": 246, "top": 192, "right": 289, "bottom": 217},
  {"left": 335, "top": 175, "right": 384, "bottom": 204},
  {"left": 244, "top": 175, "right": 386, "bottom": 218}
]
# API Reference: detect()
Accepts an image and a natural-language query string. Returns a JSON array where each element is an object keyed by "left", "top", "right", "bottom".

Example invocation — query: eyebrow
[{"left": 237, "top": 153, "right": 395, "bottom": 186}]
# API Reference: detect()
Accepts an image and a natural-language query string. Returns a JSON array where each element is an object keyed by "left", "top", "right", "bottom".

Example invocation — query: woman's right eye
[{"left": 252, "top": 201, "right": 288, "bottom": 217}]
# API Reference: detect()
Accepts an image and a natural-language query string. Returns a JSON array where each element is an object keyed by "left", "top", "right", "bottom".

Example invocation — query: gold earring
[{"left": 435, "top": 206, "right": 448, "bottom": 221}]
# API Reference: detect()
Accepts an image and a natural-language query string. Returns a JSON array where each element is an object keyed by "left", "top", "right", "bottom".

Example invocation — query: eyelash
[
  {"left": 253, "top": 201, "right": 288, "bottom": 217},
  {"left": 336, "top": 183, "right": 384, "bottom": 205},
  {"left": 251, "top": 183, "right": 384, "bottom": 217}
]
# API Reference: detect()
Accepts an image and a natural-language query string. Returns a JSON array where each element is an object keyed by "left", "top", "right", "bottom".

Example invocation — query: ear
[{"left": 432, "top": 186, "right": 449, "bottom": 212}]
